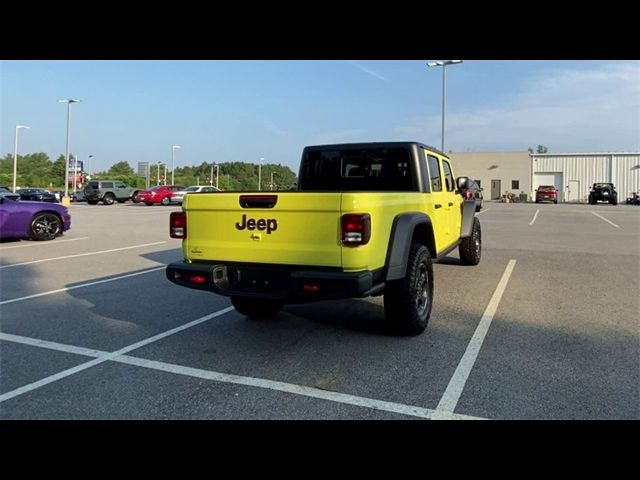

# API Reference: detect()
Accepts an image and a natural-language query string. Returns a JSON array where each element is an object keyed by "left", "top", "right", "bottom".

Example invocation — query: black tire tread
[
  {"left": 383, "top": 243, "right": 433, "bottom": 336},
  {"left": 459, "top": 217, "right": 482, "bottom": 266}
]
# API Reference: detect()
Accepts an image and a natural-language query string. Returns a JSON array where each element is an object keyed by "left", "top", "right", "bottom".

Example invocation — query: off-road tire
[
  {"left": 87, "top": 200, "right": 98, "bottom": 205},
  {"left": 231, "top": 296, "right": 283, "bottom": 318},
  {"left": 459, "top": 217, "right": 482, "bottom": 266},
  {"left": 103, "top": 193, "right": 115, "bottom": 205},
  {"left": 383, "top": 243, "right": 433, "bottom": 336}
]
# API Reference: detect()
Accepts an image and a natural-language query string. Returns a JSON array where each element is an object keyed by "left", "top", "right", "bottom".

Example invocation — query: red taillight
[
  {"left": 175, "top": 272, "right": 207, "bottom": 284},
  {"left": 341, "top": 213, "right": 371, "bottom": 246},
  {"left": 170, "top": 211, "right": 187, "bottom": 238},
  {"left": 302, "top": 284, "right": 321, "bottom": 293},
  {"left": 465, "top": 190, "right": 472, "bottom": 200}
]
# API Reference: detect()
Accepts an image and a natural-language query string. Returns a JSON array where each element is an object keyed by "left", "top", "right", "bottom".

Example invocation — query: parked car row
[{"left": 135, "top": 184, "right": 220, "bottom": 205}]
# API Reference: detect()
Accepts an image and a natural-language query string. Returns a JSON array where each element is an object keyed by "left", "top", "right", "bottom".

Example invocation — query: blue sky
[{"left": 1, "top": 60, "right": 638, "bottom": 173}]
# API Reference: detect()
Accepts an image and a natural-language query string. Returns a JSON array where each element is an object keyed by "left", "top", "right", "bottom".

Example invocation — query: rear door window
[
  {"left": 427, "top": 155, "right": 442, "bottom": 192},
  {"left": 441, "top": 160, "right": 454, "bottom": 192},
  {"left": 101, "top": 182, "right": 114, "bottom": 189}
]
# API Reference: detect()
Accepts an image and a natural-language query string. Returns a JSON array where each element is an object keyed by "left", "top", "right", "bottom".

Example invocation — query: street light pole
[
  {"left": 216, "top": 164, "right": 219, "bottom": 189},
  {"left": 72, "top": 155, "right": 77, "bottom": 194},
  {"left": 87, "top": 154, "right": 94, "bottom": 179},
  {"left": 259, "top": 157, "right": 263, "bottom": 191},
  {"left": 59, "top": 99, "right": 81, "bottom": 202},
  {"left": 426, "top": 60, "right": 462, "bottom": 152},
  {"left": 13, "top": 125, "right": 30, "bottom": 192},
  {"left": 171, "top": 145, "right": 181, "bottom": 185},
  {"left": 157, "top": 162, "right": 162, "bottom": 185}
]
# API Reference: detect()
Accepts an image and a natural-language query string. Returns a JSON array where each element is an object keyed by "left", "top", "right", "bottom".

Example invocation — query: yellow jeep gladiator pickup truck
[{"left": 166, "top": 142, "right": 481, "bottom": 335}]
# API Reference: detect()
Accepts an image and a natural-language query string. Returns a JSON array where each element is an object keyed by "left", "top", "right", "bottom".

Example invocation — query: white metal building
[{"left": 530, "top": 153, "right": 640, "bottom": 203}]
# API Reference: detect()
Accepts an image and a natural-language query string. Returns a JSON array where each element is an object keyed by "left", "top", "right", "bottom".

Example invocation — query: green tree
[
  {"left": 50, "top": 155, "right": 67, "bottom": 186},
  {"left": 108, "top": 161, "right": 135, "bottom": 176}
]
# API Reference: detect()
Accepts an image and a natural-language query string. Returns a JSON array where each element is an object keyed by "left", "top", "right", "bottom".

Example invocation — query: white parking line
[
  {"left": 529, "top": 209, "right": 540, "bottom": 225},
  {"left": 432, "top": 259, "right": 517, "bottom": 419},
  {"left": 0, "top": 266, "right": 165, "bottom": 306},
  {"left": 0, "top": 236, "right": 90, "bottom": 250},
  {"left": 475, "top": 208, "right": 491, "bottom": 215},
  {"left": 0, "top": 241, "right": 165, "bottom": 270},
  {"left": 591, "top": 211, "right": 620, "bottom": 228},
  {"left": 0, "top": 307, "right": 235, "bottom": 404},
  {"left": 0, "top": 331, "right": 486, "bottom": 420}
]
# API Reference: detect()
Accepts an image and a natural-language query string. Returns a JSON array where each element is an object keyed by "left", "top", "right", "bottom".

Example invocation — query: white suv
[{"left": 171, "top": 185, "right": 220, "bottom": 204}]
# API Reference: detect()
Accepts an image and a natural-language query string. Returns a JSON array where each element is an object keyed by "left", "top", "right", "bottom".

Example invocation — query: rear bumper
[{"left": 166, "top": 261, "right": 377, "bottom": 303}]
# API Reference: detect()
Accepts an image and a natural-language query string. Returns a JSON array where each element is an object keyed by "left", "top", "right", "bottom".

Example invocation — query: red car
[
  {"left": 135, "top": 185, "right": 185, "bottom": 206},
  {"left": 535, "top": 185, "right": 558, "bottom": 204}
]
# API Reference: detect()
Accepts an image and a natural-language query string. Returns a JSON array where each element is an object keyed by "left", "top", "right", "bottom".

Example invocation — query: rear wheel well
[{"left": 412, "top": 222, "right": 436, "bottom": 258}]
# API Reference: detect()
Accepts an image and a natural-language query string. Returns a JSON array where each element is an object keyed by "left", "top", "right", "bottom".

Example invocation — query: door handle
[
  {"left": 434, "top": 204, "right": 442, "bottom": 209},
  {"left": 448, "top": 202, "right": 454, "bottom": 207}
]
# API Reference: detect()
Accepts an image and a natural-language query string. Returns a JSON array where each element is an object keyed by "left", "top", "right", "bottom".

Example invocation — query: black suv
[
  {"left": 457, "top": 178, "right": 483, "bottom": 212},
  {"left": 84, "top": 180, "right": 139, "bottom": 205},
  {"left": 589, "top": 183, "right": 617, "bottom": 205}
]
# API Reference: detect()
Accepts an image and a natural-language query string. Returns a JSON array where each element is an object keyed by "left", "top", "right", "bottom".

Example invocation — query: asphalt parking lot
[{"left": 0, "top": 201, "right": 638, "bottom": 420}]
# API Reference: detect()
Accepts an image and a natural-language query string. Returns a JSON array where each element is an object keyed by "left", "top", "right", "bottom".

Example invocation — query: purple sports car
[{"left": 0, "top": 196, "right": 71, "bottom": 241}]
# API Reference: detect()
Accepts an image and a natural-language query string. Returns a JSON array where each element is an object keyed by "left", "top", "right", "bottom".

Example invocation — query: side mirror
[{"left": 456, "top": 176, "right": 469, "bottom": 190}]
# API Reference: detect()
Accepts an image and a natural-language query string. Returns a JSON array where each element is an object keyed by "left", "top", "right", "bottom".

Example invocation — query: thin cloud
[
  {"left": 395, "top": 61, "right": 640, "bottom": 152},
  {"left": 348, "top": 62, "right": 390, "bottom": 83}
]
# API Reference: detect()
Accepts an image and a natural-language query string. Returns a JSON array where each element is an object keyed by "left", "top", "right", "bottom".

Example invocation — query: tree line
[{"left": 0, "top": 153, "right": 297, "bottom": 191}]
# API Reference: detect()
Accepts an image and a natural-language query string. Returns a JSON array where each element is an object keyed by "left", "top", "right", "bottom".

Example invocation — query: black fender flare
[
  {"left": 460, "top": 200, "right": 477, "bottom": 238},
  {"left": 385, "top": 213, "right": 435, "bottom": 281}
]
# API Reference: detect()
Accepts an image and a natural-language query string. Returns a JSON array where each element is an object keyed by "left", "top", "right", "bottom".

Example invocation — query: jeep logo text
[{"left": 236, "top": 214, "right": 278, "bottom": 234}]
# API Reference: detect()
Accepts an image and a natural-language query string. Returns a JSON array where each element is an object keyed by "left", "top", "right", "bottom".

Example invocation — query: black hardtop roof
[{"left": 303, "top": 142, "right": 448, "bottom": 158}]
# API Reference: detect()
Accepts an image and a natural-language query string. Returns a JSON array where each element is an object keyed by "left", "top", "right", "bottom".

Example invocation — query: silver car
[{"left": 171, "top": 185, "right": 220, "bottom": 204}]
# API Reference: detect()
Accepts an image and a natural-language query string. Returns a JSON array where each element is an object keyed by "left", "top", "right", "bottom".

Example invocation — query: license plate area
[{"left": 228, "top": 266, "right": 291, "bottom": 293}]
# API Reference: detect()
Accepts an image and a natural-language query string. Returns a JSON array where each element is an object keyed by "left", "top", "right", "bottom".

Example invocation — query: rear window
[
  {"left": 299, "top": 147, "right": 416, "bottom": 191},
  {"left": 538, "top": 185, "right": 556, "bottom": 191}
]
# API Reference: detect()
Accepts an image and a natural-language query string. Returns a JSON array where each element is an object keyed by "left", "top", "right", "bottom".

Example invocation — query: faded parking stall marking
[
  {"left": 432, "top": 259, "right": 516, "bottom": 419},
  {"left": 591, "top": 211, "right": 620, "bottom": 228},
  {"left": 0, "top": 266, "right": 165, "bottom": 306},
  {"left": 0, "top": 236, "right": 90, "bottom": 250},
  {"left": 0, "top": 307, "right": 235, "bottom": 404},
  {"left": 0, "top": 241, "right": 165, "bottom": 270},
  {"left": 529, "top": 209, "right": 540, "bottom": 225},
  {"left": 0, "top": 330, "right": 485, "bottom": 420}
]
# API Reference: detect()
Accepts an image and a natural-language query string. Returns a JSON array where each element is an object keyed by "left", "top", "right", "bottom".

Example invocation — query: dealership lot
[{"left": 0, "top": 202, "right": 638, "bottom": 419}]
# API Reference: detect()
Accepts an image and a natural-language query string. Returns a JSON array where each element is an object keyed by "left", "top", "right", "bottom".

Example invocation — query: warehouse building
[{"left": 450, "top": 151, "right": 640, "bottom": 203}]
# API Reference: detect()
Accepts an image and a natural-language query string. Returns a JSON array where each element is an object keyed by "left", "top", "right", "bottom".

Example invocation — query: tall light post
[
  {"left": 258, "top": 157, "right": 263, "bottom": 191},
  {"left": 216, "top": 164, "right": 220, "bottom": 189},
  {"left": 72, "top": 155, "right": 78, "bottom": 194},
  {"left": 13, "top": 125, "right": 30, "bottom": 192},
  {"left": 426, "top": 60, "right": 462, "bottom": 152},
  {"left": 87, "top": 154, "right": 94, "bottom": 179},
  {"left": 171, "top": 145, "right": 181, "bottom": 185},
  {"left": 59, "top": 99, "right": 81, "bottom": 202},
  {"left": 157, "top": 162, "right": 162, "bottom": 185}
]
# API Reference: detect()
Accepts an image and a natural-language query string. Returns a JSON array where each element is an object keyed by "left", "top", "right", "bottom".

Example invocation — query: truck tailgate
[{"left": 183, "top": 192, "right": 342, "bottom": 267}]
